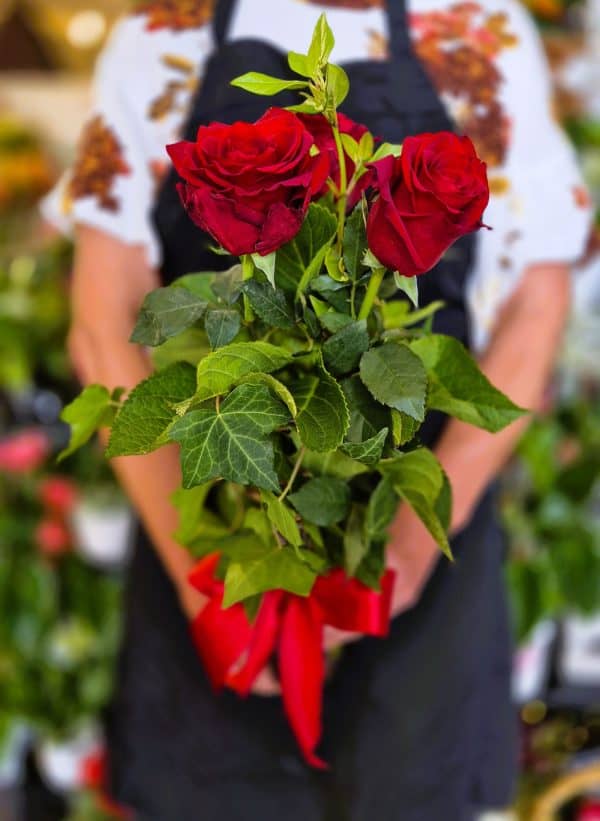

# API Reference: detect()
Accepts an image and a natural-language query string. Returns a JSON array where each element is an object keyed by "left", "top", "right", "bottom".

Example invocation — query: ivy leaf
[
  {"left": 411, "top": 335, "right": 526, "bottom": 433},
  {"left": 340, "top": 427, "right": 388, "bottom": 465},
  {"left": 381, "top": 448, "right": 452, "bottom": 558},
  {"left": 360, "top": 342, "right": 427, "bottom": 421},
  {"left": 291, "top": 367, "right": 349, "bottom": 452},
  {"left": 344, "top": 504, "right": 368, "bottom": 576},
  {"left": 393, "top": 272, "right": 419, "bottom": 307},
  {"left": 58, "top": 385, "right": 115, "bottom": 462},
  {"left": 107, "top": 362, "right": 196, "bottom": 457},
  {"left": 170, "top": 383, "right": 290, "bottom": 491},
  {"left": 205, "top": 309, "right": 241, "bottom": 350},
  {"left": 223, "top": 545, "right": 316, "bottom": 607},
  {"left": 230, "top": 72, "right": 308, "bottom": 96},
  {"left": 195, "top": 341, "right": 293, "bottom": 401},
  {"left": 322, "top": 319, "right": 369, "bottom": 376},
  {"left": 307, "top": 13, "right": 335, "bottom": 70},
  {"left": 343, "top": 207, "right": 367, "bottom": 280},
  {"left": 342, "top": 375, "right": 390, "bottom": 443},
  {"left": 261, "top": 491, "right": 302, "bottom": 547},
  {"left": 241, "top": 280, "right": 294, "bottom": 328},
  {"left": 365, "top": 476, "right": 399, "bottom": 542},
  {"left": 238, "top": 373, "right": 297, "bottom": 417},
  {"left": 210, "top": 264, "right": 243, "bottom": 304},
  {"left": 276, "top": 203, "right": 336, "bottom": 293},
  {"left": 130, "top": 287, "right": 207, "bottom": 347},
  {"left": 289, "top": 476, "right": 350, "bottom": 526}
]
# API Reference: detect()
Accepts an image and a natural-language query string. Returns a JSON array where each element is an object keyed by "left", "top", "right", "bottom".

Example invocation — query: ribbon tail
[
  {"left": 279, "top": 597, "right": 328, "bottom": 770},
  {"left": 314, "top": 568, "right": 396, "bottom": 637},
  {"left": 226, "top": 591, "right": 283, "bottom": 696}
]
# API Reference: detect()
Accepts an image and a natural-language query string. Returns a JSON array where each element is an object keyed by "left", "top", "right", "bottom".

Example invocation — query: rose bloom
[
  {"left": 35, "top": 517, "right": 71, "bottom": 557},
  {"left": 167, "top": 107, "right": 329, "bottom": 256},
  {"left": 367, "top": 132, "right": 489, "bottom": 276},
  {"left": 39, "top": 476, "right": 79, "bottom": 516},
  {"left": 298, "top": 112, "right": 371, "bottom": 208},
  {"left": 0, "top": 429, "right": 49, "bottom": 474}
]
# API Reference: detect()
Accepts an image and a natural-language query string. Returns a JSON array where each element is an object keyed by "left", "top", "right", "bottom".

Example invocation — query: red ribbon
[{"left": 189, "top": 554, "right": 395, "bottom": 768}]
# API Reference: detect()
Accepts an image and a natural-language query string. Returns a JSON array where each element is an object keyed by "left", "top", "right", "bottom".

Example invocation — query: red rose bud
[
  {"left": 367, "top": 132, "right": 489, "bottom": 276},
  {"left": 35, "top": 518, "right": 71, "bottom": 557},
  {"left": 298, "top": 113, "right": 372, "bottom": 208},
  {"left": 39, "top": 476, "right": 78, "bottom": 516},
  {"left": 167, "top": 107, "right": 329, "bottom": 257},
  {"left": 0, "top": 429, "right": 49, "bottom": 474}
]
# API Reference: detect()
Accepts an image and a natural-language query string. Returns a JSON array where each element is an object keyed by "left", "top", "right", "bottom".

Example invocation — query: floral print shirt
[{"left": 42, "top": 0, "right": 592, "bottom": 349}]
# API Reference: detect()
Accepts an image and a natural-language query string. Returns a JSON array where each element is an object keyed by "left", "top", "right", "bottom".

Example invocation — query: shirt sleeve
[
  {"left": 40, "top": 13, "right": 213, "bottom": 268},
  {"left": 466, "top": 0, "right": 594, "bottom": 349}
]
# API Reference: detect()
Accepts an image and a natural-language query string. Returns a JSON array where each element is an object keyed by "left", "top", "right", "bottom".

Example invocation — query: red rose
[
  {"left": 298, "top": 113, "right": 371, "bottom": 208},
  {"left": 35, "top": 517, "right": 71, "bottom": 557},
  {"left": 366, "top": 132, "right": 489, "bottom": 276},
  {"left": 167, "top": 108, "right": 329, "bottom": 256},
  {"left": 39, "top": 476, "right": 78, "bottom": 516}
]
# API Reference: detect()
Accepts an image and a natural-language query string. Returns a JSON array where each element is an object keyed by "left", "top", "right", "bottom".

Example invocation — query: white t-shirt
[{"left": 41, "top": 0, "right": 593, "bottom": 349}]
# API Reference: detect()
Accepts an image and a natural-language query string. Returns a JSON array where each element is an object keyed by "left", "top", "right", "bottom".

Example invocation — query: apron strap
[{"left": 213, "top": 0, "right": 238, "bottom": 48}]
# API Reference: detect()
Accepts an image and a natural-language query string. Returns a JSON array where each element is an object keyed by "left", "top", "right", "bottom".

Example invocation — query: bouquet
[{"left": 61, "top": 17, "right": 524, "bottom": 766}]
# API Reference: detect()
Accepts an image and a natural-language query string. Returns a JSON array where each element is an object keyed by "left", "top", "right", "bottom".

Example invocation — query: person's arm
[{"left": 386, "top": 261, "right": 571, "bottom": 615}]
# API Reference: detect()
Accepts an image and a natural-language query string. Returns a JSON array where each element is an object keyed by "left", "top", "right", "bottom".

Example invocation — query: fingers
[{"left": 250, "top": 666, "right": 282, "bottom": 697}]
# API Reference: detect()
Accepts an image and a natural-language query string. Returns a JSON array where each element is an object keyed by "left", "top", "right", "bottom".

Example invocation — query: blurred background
[{"left": 0, "top": 1, "right": 599, "bottom": 819}]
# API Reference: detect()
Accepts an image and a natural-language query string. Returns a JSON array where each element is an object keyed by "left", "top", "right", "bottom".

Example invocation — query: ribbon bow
[{"left": 189, "top": 554, "right": 395, "bottom": 768}]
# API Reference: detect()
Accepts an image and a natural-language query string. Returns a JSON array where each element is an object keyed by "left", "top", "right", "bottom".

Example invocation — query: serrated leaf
[
  {"left": 238, "top": 373, "right": 297, "bottom": 417},
  {"left": 344, "top": 504, "right": 368, "bottom": 576},
  {"left": 289, "top": 476, "right": 350, "bottom": 526},
  {"left": 58, "top": 385, "right": 114, "bottom": 461},
  {"left": 393, "top": 272, "right": 419, "bottom": 307},
  {"left": 230, "top": 72, "right": 308, "bottom": 96},
  {"left": 360, "top": 343, "right": 427, "bottom": 421},
  {"left": 223, "top": 545, "right": 316, "bottom": 607},
  {"left": 276, "top": 203, "right": 336, "bottom": 293},
  {"left": 390, "top": 410, "right": 420, "bottom": 446},
  {"left": 291, "top": 368, "right": 349, "bottom": 452},
  {"left": 322, "top": 319, "right": 369, "bottom": 376},
  {"left": 365, "top": 476, "right": 399, "bottom": 542},
  {"left": 343, "top": 207, "right": 367, "bottom": 281},
  {"left": 340, "top": 427, "right": 388, "bottom": 465},
  {"left": 130, "top": 287, "right": 207, "bottom": 347},
  {"left": 242, "top": 280, "right": 294, "bottom": 328},
  {"left": 342, "top": 375, "right": 390, "bottom": 443},
  {"left": 318, "top": 311, "right": 353, "bottom": 333},
  {"left": 210, "top": 264, "right": 243, "bottom": 304},
  {"left": 411, "top": 335, "right": 526, "bottom": 433},
  {"left": 107, "top": 362, "right": 196, "bottom": 457},
  {"left": 261, "top": 491, "right": 302, "bottom": 547},
  {"left": 251, "top": 251, "right": 277, "bottom": 288},
  {"left": 205, "top": 309, "right": 241, "bottom": 350},
  {"left": 307, "top": 13, "right": 335, "bottom": 69},
  {"left": 170, "top": 383, "right": 290, "bottom": 491},
  {"left": 381, "top": 448, "right": 452, "bottom": 558},
  {"left": 195, "top": 341, "right": 293, "bottom": 401}
]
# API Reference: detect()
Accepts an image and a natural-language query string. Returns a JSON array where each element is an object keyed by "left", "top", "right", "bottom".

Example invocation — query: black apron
[{"left": 106, "top": 2, "right": 517, "bottom": 818}]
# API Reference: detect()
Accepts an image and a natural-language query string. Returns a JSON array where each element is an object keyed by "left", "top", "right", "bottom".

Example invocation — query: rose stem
[
  {"left": 241, "top": 254, "right": 254, "bottom": 323},
  {"left": 357, "top": 266, "right": 385, "bottom": 320},
  {"left": 278, "top": 446, "right": 306, "bottom": 502},
  {"left": 331, "top": 115, "right": 348, "bottom": 252}
]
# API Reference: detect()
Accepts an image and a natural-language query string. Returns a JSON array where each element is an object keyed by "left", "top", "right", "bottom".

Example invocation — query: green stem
[
  {"left": 331, "top": 118, "right": 348, "bottom": 251},
  {"left": 358, "top": 266, "right": 385, "bottom": 321},
  {"left": 278, "top": 446, "right": 306, "bottom": 502},
  {"left": 241, "top": 254, "right": 254, "bottom": 323}
]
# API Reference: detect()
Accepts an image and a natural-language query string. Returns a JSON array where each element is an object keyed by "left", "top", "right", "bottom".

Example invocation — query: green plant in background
[{"left": 503, "top": 390, "right": 600, "bottom": 641}]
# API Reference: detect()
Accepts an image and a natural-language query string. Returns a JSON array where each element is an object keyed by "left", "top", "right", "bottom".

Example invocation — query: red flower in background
[
  {"left": 367, "top": 131, "right": 489, "bottom": 276},
  {"left": 0, "top": 429, "right": 49, "bottom": 474},
  {"left": 39, "top": 476, "right": 79, "bottom": 516},
  {"left": 35, "top": 518, "right": 71, "bottom": 557},
  {"left": 168, "top": 107, "right": 329, "bottom": 256}
]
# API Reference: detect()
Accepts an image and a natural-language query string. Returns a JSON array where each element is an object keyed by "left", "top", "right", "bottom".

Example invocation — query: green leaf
[
  {"left": 230, "top": 72, "right": 308, "bottom": 96},
  {"left": 130, "top": 287, "right": 208, "bottom": 347},
  {"left": 340, "top": 133, "right": 359, "bottom": 163},
  {"left": 223, "top": 545, "right": 316, "bottom": 607},
  {"left": 307, "top": 13, "right": 335, "bottom": 70},
  {"left": 365, "top": 476, "right": 399, "bottom": 542},
  {"left": 172, "top": 484, "right": 230, "bottom": 553},
  {"left": 381, "top": 300, "right": 444, "bottom": 330},
  {"left": 170, "top": 383, "right": 290, "bottom": 491},
  {"left": 107, "top": 362, "right": 196, "bottom": 456},
  {"left": 291, "top": 367, "right": 349, "bottom": 452},
  {"left": 251, "top": 251, "right": 277, "bottom": 288},
  {"left": 205, "top": 309, "right": 241, "bottom": 350},
  {"left": 301, "top": 447, "right": 368, "bottom": 480},
  {"left": 324, "top": 246, "right": 347, "bottom": 282},
  {"left": 411, "top": 335, "right": 526, "bottom": 433},
  {"left": 360, "top": 343, "right": 427, "bottom": 421},
  {"left": 340, "top": 428, "right": 388, "bottom": 465},
  {"left": 276, "top": 203, "right": 336, "bottom": 293},
  {"left": 371, "top": 142, "right": 402, "bottom": 162},
  {"left": 319, "top": 311, "right": 354, "bottom": 334},
  {"left": 289, "top": 476, "right": 350, "bottom": 526},
  {"left": 195, "top": 341, "right": 293, "bottom": 401},
  {"left": 210, "top": 264, "right": 243, "bottom": 304},
  {"left": 342, "top": 375, "right": 390, "bottom": 443},
  {"left": 152, "top": 327, "right": 212, "bottom": 369},
  {"left": 261, "top": 491, "right": 302, "bottom": 547},
  {"left": 381, "top": 448, "right": 452, "bottom": 558},
  {"left": 58, "top": 385, "right": 114, "bottom": 461},
  {"left": 288, "top": 51, "right": 313, "bottom": 77},
  {"left": 241, "top": 280, "right": 294, "bottom": 328},
  {"left": 175, "top": 272, "right": 216, "bottom": 301},
  {"left": 322, "top": 319, "right": 369, "bottom": 376},
  {"left": 390, "top": 410, "right": 420, "bottom": 446},
  {"left": 343, "top": 208, "right": 367, "bottom": 280},
  {"left": 393, "top": 272, "right": 419, "bottom": 307},
  {"left": 326, "top": 63, "right": 349, "bottom": 108},
  {"left": 238, "top": 372, "right": 297, "bottom": 417},
  {"left": 358, "top": 131, "right": 375, "bottom": 161},
  {"left": 344, "top": 504, "right": 368, "bottom": 576}
]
